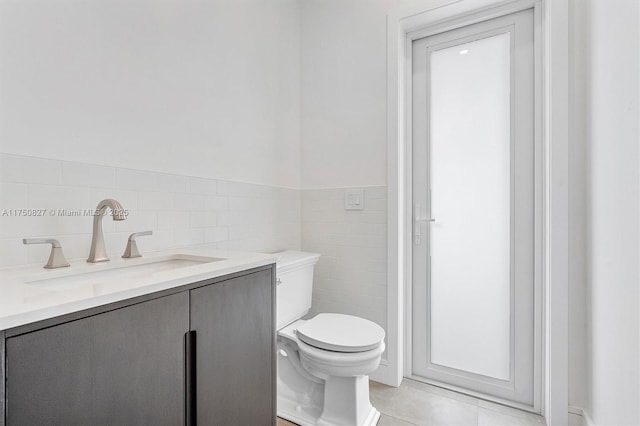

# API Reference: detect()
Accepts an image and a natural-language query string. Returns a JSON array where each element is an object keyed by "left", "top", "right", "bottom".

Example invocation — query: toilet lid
[{"left": 295, "top": 313, "right": 385, "bottom": 353}]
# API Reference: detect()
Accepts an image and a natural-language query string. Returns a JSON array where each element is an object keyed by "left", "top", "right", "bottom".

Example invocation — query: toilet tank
[{"left": 275, "top": 251, "right": 320, "bottom": 329}]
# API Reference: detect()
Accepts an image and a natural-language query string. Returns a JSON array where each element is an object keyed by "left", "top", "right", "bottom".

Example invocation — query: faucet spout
[{"left": 87, "top": 198, "right": 126, "bottom": 263}]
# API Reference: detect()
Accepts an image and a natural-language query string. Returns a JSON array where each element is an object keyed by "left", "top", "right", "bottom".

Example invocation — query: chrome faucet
[{"left": 87, "top": 199, "right": 127, "bottom": 263}]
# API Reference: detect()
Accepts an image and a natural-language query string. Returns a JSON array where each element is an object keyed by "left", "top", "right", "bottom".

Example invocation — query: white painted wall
[
  {"left": 583, "top": 0, "right": 640, "bottom": 424},
  {"left": 300, "top": 0, "right": 419, "bottom": 189},
  {"left": 0, "top": 0, "right": 301, "bottom": 188}
]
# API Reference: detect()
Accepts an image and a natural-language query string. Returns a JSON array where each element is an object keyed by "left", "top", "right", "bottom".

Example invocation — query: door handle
[
  {"left": 185, "top": 330, "right": 197, "bottom": 426},
  {"left": 414, "top": 204, "right": 435, "bottom": 245}
]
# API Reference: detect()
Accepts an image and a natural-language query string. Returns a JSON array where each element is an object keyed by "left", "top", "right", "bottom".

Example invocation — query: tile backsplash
[
  {"left": 301, "top": 186, "right": 388, "bottom": 342},
  {"left": 0, "top": 154, "right": 300, "bottom": 268},
  {"left": 0, "top": 153, "right": 387, "bottom": 360}
]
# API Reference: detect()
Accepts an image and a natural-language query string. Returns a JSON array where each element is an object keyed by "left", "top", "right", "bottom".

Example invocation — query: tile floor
[{"left": 277, "top": 379, "right": 546, "bottom": 426}]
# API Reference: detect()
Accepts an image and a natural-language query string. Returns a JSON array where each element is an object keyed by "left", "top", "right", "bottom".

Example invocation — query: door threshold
[{"left": 406, "top": 375, "right": 539, "bottom": 415}]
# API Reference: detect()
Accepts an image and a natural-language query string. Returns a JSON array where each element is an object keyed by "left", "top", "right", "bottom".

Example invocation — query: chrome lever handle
[
  {"left": 23, "top": 238, "right": 70, "bottom": 269},
  {"left": 122, "top": 231, "right": 153, "bottom": 259},
  {"left": 414, "top": 203, "right": 436, "bottom": 245}
]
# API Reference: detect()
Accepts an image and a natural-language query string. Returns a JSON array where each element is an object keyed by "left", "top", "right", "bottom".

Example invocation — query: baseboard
[{"left": 568, "top": 406, "right": 594, "bottom": 426}]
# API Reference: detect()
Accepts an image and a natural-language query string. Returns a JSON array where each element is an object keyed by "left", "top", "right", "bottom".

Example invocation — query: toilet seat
[
  {"left": 297, "top": 336, "right": 386, "bottom": 379},
  {"left": 295, "top": 313, "right": 385, "bottom": 353}
]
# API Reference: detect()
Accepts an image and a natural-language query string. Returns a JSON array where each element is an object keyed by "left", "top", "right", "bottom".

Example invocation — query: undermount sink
[{"left": 24, "top": 254, "right": 225, "bottom": 292}]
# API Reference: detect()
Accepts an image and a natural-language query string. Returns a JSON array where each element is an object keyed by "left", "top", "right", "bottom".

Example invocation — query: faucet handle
[
  {"left": 23, "top": 238, "right": 70, "bottom": 269},
  {"left": 122, "top": 231, "right": 153, "bottom": 259}
]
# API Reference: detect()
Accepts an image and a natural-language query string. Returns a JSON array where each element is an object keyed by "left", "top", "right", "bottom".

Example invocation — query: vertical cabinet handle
[{"left": 185, "top": 330, "right": 197, "bottom": 426}]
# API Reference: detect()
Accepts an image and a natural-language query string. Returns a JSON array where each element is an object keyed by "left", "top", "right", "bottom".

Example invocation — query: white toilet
[{"left": 275, "top": 251, "right": 385, "bottom": 426}]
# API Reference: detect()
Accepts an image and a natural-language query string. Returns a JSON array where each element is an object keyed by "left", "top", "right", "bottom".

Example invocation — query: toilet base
[
  {"left": 277, "top": 345, "right": 324, "bottom": 426},
  {"left": 278, "top": 372, "right": 381, "bottom": 426},
  {"left": 316, "top": 407, "right": 380, "bottom": 426},
  {"left": 316, "top": 375, "right": 379, "bottom": 426},
  {"left": 316, "top": 405, "right": 380, "bottom": 426},
  {"left": 278, "top": 400, "right": 380, "bottom": 426},
  {"left": 277, "top": 341, "right": 381, "bottom": 426}
]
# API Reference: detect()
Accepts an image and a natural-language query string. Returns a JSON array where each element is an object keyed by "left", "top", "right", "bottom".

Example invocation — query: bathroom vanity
[{"left": 0, "top": 248, "right": 276, "bottom": 426}]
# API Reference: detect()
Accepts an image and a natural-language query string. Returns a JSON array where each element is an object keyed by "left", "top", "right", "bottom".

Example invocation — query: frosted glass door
[
  {"left": 411, "top": 8, "right": 538, "bottom": 408},
  {"left": 430, "top": 32, "right": 511, "bottom": 380}
]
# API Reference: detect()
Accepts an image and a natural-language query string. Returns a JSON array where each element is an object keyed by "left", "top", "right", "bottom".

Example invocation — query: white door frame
[{"left": 386, "top": 0, "right": 568, "bottom": 424}]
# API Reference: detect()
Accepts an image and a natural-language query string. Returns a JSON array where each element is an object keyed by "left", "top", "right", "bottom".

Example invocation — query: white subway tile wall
[
  {"left": 0, "top": 154, "right": 388, "bottom": 360},
  {"left": 0, "top": 154, "right": 300, "bottom": 267},
  {"left": 301, "top": 187, "right": 388, "bottom": 344}
]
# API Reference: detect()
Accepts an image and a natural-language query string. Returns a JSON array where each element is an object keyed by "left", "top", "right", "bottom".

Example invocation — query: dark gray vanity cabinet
[
  {"left": 1, "top": 265, "right": 276, "bottom": 426},
  {"left": 5, "top": 292, "right": 189, "bottom": 425},
  {"left": 191, "top": 268, "right": 274, "bottom": 426}
]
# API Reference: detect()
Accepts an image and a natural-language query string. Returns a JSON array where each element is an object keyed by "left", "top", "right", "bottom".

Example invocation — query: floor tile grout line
[
  {"left": 382, "top": 413, "right": 422, "bottom": 426},
  {"left": 403, "top": 379, "right": 545, "bottom": 423}
]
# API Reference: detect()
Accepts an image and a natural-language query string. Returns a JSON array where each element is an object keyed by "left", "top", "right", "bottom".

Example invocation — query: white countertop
[{"left": 0, "top": 246, "right": 277, "bottom": 331}]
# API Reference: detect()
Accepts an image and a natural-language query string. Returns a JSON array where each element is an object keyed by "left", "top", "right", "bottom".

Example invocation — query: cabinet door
[
  {"left": 191, "top": 269, "right": 275, "bottom": 425},
  {"left": 5, "top": 292, "right": 189, "bottom": 426}
]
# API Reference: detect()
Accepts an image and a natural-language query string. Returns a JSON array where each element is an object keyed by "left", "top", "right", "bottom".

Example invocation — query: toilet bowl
[{"left": 275, "top": 251, "right": 385, "bottom": 426}]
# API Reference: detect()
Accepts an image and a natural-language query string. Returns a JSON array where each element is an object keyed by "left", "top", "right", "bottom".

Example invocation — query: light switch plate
[{"left": 344, "top": 189, "right": 365, "bottom": 210}]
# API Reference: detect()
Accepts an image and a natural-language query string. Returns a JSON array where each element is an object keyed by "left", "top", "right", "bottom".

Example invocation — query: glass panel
[{"left": 429, "top": 32, "right": 511, "bottom": 380}]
